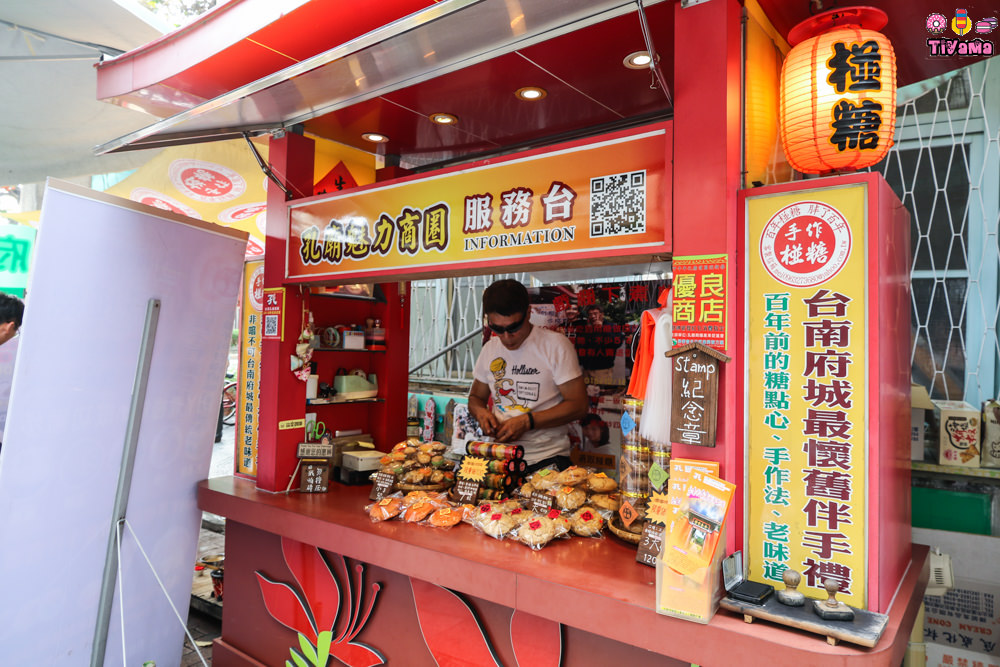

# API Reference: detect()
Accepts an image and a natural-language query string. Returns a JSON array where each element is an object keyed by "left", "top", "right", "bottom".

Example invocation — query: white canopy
[{"left": 0, "top": 0, "right": 170, "bottom": 185}]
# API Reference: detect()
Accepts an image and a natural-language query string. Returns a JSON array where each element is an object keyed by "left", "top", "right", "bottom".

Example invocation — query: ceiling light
[
  {"left": 624, "top": 51, "right": 652, "bottom": 69},
  {"left": 515, "top": 86, "right": 547, "bottom": 101},
  {"left": 429, "top": 113, "right": 458, "bottom": 125},
  {"left": 362, "top": 132, "right": 388, "bottom": 143}
]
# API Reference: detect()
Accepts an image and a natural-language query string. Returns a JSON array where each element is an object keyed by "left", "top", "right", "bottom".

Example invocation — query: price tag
[
  {"left": 645, "top": 491, "right": 671, "bottom": 526},
  {"left": 618, "top": 499, "right": 638, "bottom": 529},
  {"left": 635, "top": 522, "right": 665, "bottom": 567},
  {"left": 620, "top": 410, "right": 636, "bottom": 436},
  {"left": 453, "top": 478, "right": 481, "bottom": 505},
  {"left": 530, "top": 490, "right": 555, "bottom": 514},
  {"left": 458, "top": 455, "right": 488, "bottom": 482},
  {"left": 648, "top": 461, "right": 669, "bottom": 491},
  {"left": 369, "top": 471, "right": 396, "bottom": 501}
]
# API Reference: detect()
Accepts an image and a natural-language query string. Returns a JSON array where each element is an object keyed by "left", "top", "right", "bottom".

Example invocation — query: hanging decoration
[{"left": 779, "top": 7, "right": 896, "bottom": 174}]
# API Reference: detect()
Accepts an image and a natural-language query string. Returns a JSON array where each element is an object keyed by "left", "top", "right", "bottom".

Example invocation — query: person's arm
[
  {"left": 495, "top": 375, "right": 588, "bottom": 442},
  {"left": 468, "top": 379, "right": 499, "bottom": 437}
]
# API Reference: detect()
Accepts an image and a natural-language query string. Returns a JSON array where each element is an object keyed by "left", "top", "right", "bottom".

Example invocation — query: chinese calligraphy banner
[
  {"left": 671, "top": 254, "right": 727, "bottom": 351},
  {"left": 286, "top": 125, "right": 671, "bottom": 282},
  {"left": 237, "top": 260, "right": 264, "bottom": 478},
  {"left": 746, "top": 184, "right": 868, "bottom": 608},
  {"left": 0, "top": 224, "right": 35, "bottom": 298}
]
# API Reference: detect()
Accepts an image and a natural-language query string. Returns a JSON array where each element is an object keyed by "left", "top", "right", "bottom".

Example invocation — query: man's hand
[
  {"left": 495, "top": 413, "right": 531, "bottom": 443},
  {"left": 468, "top": 379, "right": 498, "bottom": 436}
]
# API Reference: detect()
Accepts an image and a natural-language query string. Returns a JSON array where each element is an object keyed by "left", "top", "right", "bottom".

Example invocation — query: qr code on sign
[
  {"left": 263, "top": 314, "right": 279, "bottom": 337},
  {"left": 590, "top": 170, "right": 646, "bottom": 237}
]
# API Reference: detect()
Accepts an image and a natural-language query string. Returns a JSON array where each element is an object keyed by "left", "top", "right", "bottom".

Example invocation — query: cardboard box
[
  {"left": 912, "top": 384, "right": 935, "bottom": 461},
  {"left": 923, "top": 578, "right": 1000, "bottom": 661},
  {"left": 342, "top": 450, "right": 383, "bottom": 472},
  {"left": 980, "top": 400, "right": 1000, "bottom": 468},
  {"left": 934, "top": 400, "right": 982, "bottom": 468}
]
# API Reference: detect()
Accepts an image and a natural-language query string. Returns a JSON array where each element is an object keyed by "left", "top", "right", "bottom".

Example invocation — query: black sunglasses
[{"left": 486, "top": 314, "right": 527, "bottom": 335}]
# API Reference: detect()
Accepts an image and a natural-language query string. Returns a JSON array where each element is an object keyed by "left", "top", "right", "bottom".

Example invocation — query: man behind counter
[{"left": 468, "top": 279, "right": 588, "bottom": 472}]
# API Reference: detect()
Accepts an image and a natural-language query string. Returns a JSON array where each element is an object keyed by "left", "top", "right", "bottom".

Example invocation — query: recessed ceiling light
[
  {"left": 362, "top": 132, "right": 388, "bottom": 143},
  {"left": 623, "top": 51, "right": 652, "bottom": 69},
  {"left": 429, "top": 113, "right": 458, "bottom": 125},
  {"left": 515, "top": 86, "right": 547, "bottom": 101}
]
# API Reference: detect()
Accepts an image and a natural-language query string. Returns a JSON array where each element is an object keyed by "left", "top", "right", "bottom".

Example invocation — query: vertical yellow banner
[
  {"left": 237, "top": 260, "right": 264, "bottom": 477},
  {"left": 746, "top": 184, "right": 868, "bottom": 607}
]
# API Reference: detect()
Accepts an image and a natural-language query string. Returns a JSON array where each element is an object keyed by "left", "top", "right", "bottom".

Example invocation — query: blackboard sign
[
  {"left": 369, "top": 471, "right": 396, "bottom": 501},
  {"left": 529, "top": 490, "right": 555, "bottom": 514},
  {"left": 636, "top": 521, "right": 665, "bottom": 567},
  {"left": 454, "top": 478, "right": 481, "bottom": 505},
  {"left": 300, "top": 461, "right": 330, "bottom": 493},
  {"left": 664, "top": 342, "right": 731, "bottom": 447}
]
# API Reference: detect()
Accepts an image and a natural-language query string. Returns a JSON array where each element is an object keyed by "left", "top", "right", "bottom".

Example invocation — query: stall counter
[{"left": 199, "top": 477, "right": 928, "bottom": 666}]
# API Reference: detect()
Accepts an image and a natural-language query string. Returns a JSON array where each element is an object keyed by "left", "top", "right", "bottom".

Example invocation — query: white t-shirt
[{"left": 473, "top": 325, "right": 582, "bottom": 464}]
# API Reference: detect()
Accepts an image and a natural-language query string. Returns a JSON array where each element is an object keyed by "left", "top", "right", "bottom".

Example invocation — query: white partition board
[{"left": 0, "top": 180, "right": 247, "bottom": 665}]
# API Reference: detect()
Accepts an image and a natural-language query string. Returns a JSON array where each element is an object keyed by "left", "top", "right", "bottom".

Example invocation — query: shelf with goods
[
  {"left": 911, "top": 461, "right": 1000, "bottom": 483},
  {"left": 301, "top": 284, "right": 408, "bottom": 453}
]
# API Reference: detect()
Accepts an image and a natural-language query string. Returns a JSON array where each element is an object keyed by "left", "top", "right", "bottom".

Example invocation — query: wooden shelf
[
  {"left": 911, "top": 461, "right": 1000, "bottom": 481},
  {"left": 306, "top": 397, "right": 383, "bottom": 406}
]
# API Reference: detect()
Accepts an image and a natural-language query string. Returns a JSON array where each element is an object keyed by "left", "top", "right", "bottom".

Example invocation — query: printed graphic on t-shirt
[
  {"left": 488, "top": 355, "right": 534, "bottom": 412},
  {"left": 517, "top": 382, "right": 540, "bottom": 402}
]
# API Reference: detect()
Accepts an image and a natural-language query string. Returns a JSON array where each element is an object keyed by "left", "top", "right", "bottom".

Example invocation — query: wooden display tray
[
  {"left": 395, "top": 481, "right": 453, "bottom": 493},
  {"left": 719, "top": 594, "right": 889, "bottom": 648},
  {"left": 607, "top": 517, "right": 642, "bottom": 544}
]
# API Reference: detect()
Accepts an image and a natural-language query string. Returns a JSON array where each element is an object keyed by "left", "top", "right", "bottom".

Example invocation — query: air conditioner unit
[{"left": 925, "top": 548, "right": 954, "bottom": 597}]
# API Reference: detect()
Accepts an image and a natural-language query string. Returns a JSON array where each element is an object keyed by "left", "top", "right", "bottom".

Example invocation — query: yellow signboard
[
  {"left": 236, "top": 260, "right": 264, "bottom": 478},
  {"left": 286, "top": 125, "right": 671, "bottom": 281},
  {"left": 746, "top": 184, "right": 867, "bottom": 608}
]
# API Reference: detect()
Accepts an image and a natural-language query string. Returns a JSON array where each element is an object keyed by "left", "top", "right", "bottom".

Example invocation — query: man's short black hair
[
  {"left": 482, "top": 279, "right": 529, "bottom": 317},
  {"left": 0, "top": 293, "right": 24, "bottom": 329}
]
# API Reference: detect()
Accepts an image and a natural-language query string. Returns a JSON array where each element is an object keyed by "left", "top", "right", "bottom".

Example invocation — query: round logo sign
[
  {"left": 169, "top": 159, "right": 246, "bottom": 203},
  {"left": 759, "top": 201, "right": 852, "bottom": 288},
  {"left": 219, "top": 202, "right": 266, "bottom": 223},
  {"left": 130, "top": 188, "right": 201, "bottom": 219},
  {"left": 249, "top": 264, "right": 265, "bottom": 311}
]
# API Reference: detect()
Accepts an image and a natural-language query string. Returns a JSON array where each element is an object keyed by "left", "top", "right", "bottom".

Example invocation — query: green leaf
[
  {"left": 286, "top": 662, "right": 293, "bottom": 667},
  {"left": 289, "top": 648, "right": 309, "bottom": 667},
  {"left": 298, "top": 634, "right": 318, "bottom": 664},
  {"left": 315, "top": 631, "right": 333, "bottom": 665}
]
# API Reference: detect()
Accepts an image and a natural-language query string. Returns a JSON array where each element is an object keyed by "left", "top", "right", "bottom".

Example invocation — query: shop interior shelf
[
  {"left": 306, "top": 397, "right": 383, "bottom": 405},
  {"left": 312, "top": 347, "right": 385, "bottom": 352},
  {"left": 910, "top": 461, "right": 1000, "bottom": 481}
]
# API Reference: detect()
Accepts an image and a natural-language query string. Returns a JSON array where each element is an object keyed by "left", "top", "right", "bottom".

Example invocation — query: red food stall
[{"left": 91, "top": 0, "right": 973, "bottom": 663}]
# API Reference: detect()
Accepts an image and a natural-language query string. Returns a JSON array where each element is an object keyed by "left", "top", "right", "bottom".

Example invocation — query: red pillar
[
  {"left": 672, "top": 0, "right": 744, "bottom": 550},
  {"left": 257, "top": 132, "right": 315, "bottom": 492}
]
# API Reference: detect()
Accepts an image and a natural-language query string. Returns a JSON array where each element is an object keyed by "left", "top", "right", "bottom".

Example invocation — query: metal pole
[
  {"left": 408, "top": 326, "right": 481, "bottom": 374},
  {"left": 91, "top": 299, "right": 161, "bottom": 667}
]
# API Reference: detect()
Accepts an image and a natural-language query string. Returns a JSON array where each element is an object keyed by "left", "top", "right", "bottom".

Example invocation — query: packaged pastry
[
  {"left": 590, "top": 493, "right": 621, "bottom": 512},
  {"left": 428, "top": 506, "right": 464, "bottom": 528},
  {"left": 585, "top": 472, "right": 618, "bottom": 493},
  {"left": 478, "top": 511, "right": 517, "bottom": 539},
  {"left": 515, "top": 513, "right": 569, "bottom": 549},
  {"left": 556, "top": 465, "right": 588, "bottom": 486},
  {"left": 569, "top": 506, "right": 604, "bottom": 537},
  {"left": 507, "top": 506, "right": 533, "bottom": 526},
  {"left": 367, "top": 496, "right": 403, "bottom": 522},
  {"left": 403, "top": 499, "right": 438, "bottom": 523},
  {"left": 518, "top": 482, "right": 535, "bottom": 498},
  {"left": 555, "top": 485, "right": 587, "bottom": 511},
  {"left": 528, "top": 468, "right": 560, "bottom": 490}
]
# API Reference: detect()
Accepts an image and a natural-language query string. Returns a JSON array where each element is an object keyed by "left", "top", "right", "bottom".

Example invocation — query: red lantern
[{"left": 779, "top": 7, "right": 896, "bottom": 174}]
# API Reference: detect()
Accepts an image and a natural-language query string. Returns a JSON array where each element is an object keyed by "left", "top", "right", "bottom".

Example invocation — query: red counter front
[{"left": 200, "top": 477, "right": 928, "bottom": 667}]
